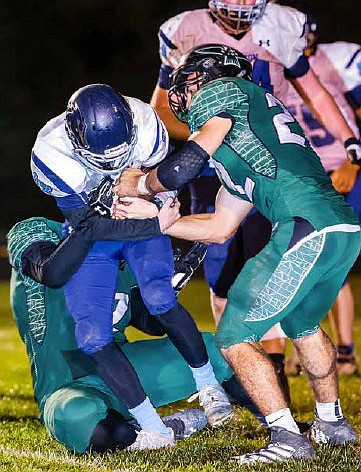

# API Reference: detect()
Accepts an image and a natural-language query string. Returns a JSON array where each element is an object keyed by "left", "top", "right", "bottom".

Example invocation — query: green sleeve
[{"left": 188, "top": 79, "right": 248, "bottom": 132}]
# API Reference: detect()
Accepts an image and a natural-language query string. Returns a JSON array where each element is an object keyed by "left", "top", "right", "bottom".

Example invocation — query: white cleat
[
  {"left": 232, "top": 427, "right": 315, "bottom": 464},
  {"left": 127, "top": 427, "right": 175, "bottom": 451},
  {"left": 163, "top": 409, "right": 207, "bottom": 439},
  {"left": 189, "top": 384, "right": 233, "bottom": 427}
]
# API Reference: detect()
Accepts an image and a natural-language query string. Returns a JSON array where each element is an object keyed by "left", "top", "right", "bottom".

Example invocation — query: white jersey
[
  {"left": 31, "top": 97, "right": 169, "bottom": 205},
  {"left": 158, "top": 3, "right": 308, "bottom": 102},
  {"left": 285, "top": 42, "right": 361, "bottom": 172}
]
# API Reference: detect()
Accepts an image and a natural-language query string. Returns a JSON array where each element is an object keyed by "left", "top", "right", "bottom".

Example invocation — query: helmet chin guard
[
  {"left": 208, "top": 0, "right": 267, "bottom": 34},
  {"left": 65, "top": 84, "right": 137, "bottom": 176}
]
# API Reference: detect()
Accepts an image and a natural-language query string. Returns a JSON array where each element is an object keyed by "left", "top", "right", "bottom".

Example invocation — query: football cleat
[
  {"left": 127, "top": 427, "right": 175, "bottom": 451},
  {"left": 188, "top": 384, "right": 233, "bottom": 427},
  {"left": 162, "top": 409, "right": 207, "bottom": 439},
  {"left": 172, "top": 242, "right": 207, "bottom": 296},
  {"left": 232, "top": 427, "right": 315, "bottom": 464},
  {"left": 310, "top": 417, "right": 358, "bottom": 446}
]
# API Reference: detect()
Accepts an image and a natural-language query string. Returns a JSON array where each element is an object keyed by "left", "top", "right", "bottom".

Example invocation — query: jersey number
[
  {"left": 287, "top": 104, "right": 335, "bottom": 148},
  {"left": 266, "top": 93, "right": 306, "bottom": 147}
]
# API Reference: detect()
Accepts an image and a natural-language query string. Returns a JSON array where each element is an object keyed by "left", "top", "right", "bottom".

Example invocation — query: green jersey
[
  {"left": 188, "top": 78, "right": 358, "bottom": 230},
  {"left": 7, "top": 218, "right": 137, "bottom": 416}
]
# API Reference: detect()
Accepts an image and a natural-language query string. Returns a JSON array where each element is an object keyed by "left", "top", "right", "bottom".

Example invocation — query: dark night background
[{"left": 0, "top": 0, "right": 359, "bottom": 236}]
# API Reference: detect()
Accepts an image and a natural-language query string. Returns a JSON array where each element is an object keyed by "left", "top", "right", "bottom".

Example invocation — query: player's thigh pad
[
  {"left": 43, "top": 377, "right": 120, "bottom": 453},
  {"left": 65, "top": 242, "right": 124, "bottom": 353},
  {"left": 281, "top": 229, "right": 361, "bottom": 339},
  {"left": 216, "top": 222, "right": 361, "bottom": 349},
  {"left": 123, "top": 236, "right": 176, "bottom": 315}
]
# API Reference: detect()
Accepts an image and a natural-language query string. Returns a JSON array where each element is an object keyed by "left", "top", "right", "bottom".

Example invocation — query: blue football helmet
[
  {"left": 65, "top": 84, "right": 138, "bottom": 175},
  {"left": 208, "top": 0, "right": 267, "bottom": 34}
]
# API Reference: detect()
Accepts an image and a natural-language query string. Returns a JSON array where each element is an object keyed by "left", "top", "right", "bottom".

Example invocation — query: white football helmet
[{"left": 208, "top": 0, "right": 267, "bottom": 34}]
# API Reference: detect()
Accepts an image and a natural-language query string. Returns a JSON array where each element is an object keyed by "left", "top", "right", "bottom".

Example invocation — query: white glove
[{"left": 344, "top": 138, "right": 361, "bottom": 166}]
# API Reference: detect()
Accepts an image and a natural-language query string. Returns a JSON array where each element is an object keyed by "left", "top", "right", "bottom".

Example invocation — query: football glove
[
  {"left": 172, "top": 242, "right": 208, "bottom": 296},
  {"left": 88, "top": 177, "right": 117, "bottom": 217},
  {"left": 150, "top": 190, "right": 178, "bottom": 210},
  {"left": 344, "top": 138, "right": 361, "bottom": 166}
]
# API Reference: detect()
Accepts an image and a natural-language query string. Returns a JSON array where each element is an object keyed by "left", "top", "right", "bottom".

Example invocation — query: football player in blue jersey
[{"left": 31, "top": 84, "right": 233, "bottom": 449}]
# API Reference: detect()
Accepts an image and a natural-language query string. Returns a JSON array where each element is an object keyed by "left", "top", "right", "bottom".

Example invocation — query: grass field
[{"left": 0, "top": 277, "right": 361, "bottom": 471}]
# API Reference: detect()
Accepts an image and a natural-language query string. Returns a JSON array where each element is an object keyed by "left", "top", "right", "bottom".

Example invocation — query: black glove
[
  {"left": 344, "top": 138, "right": 361, "bottom": 166},
  {"left": 172, "top": 242, "right": 207, "bottom": 296},
  {"left": 88, "top": 177, "right": 116, "bottom": 217}
]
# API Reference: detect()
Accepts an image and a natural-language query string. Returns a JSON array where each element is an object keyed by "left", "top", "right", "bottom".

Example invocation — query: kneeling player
[{"left": 8, "top": 217, "right": 262, "bottom": 453}]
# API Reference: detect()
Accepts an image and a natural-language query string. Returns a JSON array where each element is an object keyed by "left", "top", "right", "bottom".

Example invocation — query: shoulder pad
[
  {"left": 159, "top": 10, "right": 209, "bottom": 67},
  {"left": 32, "top": 115, "right": 88, "bottom": 197},
  {"left": 254, "top": 3, "right": 306, "bottom": 70},
  {"left": 319, "top": 42, "right": 361, "bottom": 93},
  {"left": 127, "top": 97, "right": 169, "bottom": 167}
]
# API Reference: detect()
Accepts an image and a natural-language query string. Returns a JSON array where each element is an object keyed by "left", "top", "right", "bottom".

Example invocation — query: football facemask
[
  {"left": 65, "top": 84, "right": 138, "bottom": 176},
  {"left": 208, "top": 0, "right": 267, "bottom": 34},
  {"left": 73, "top": 125, "right": 138, "bottom": 176}
]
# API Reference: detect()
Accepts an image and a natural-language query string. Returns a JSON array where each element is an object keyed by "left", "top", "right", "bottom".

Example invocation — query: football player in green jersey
[
  {"left": 112, "top": 44, "right": 361, "bottom": 464},
  {"left": 8, "top": 216, "right": 263, "bottom": 454}
]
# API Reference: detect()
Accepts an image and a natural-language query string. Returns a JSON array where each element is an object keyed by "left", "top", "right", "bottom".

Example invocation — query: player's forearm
[
  {"left": 62, "top": 205, "right": 162, "bottom": 241},
  {"left": 166, "top": 214, "right": 233, "bottom": 244},
  {"left": 22, "top": 232, "right": 93, "bottom": 288},
  {"left": 137, "top": 140, "right": 211, "bottom": 195},
  {"left": 309, "top": 90, "right": 354, "bottom": 143},
  {"left": 292, "top": 73, "right": 355, "bottom": 143},
  {"left": 150, "top": 85, "right": 190, "bottom": 141}
]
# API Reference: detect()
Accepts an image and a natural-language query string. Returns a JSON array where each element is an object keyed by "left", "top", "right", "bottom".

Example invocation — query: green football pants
[
  {"left": 216, "top": 222, "right": 361, "bottom": 348},
  {"left": 43, "top": 332, "right": 232, "bottom": 452}
]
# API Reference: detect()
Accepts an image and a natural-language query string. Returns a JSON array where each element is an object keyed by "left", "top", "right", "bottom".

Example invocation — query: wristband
[{"left": 137, "top": 174, "right": 151, "bottom": 196}]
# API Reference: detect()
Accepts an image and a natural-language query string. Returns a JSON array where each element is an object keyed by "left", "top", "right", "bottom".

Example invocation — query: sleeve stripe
[
  {"left": 159, "top": 29, "right": 177, "bottom": 50},
  {"left": 150, "top": 111, "right": 161, "bottom": 157},
  {"left": 55, "top": 194, "right": 88, "bottom": 209},
  {"left": 285, "top": 54, "right": 310, "bottom": 79},
  {"left": 346, "top": 85, "right": 361, "bottom": 108},
  {"left": 346, "top": 48, "right": 361, "bottom": 69},
  {"left": 158, "top": 63, "right": 174, "bottom": 89},
  {"left": 31, "top": 151, "right": 86, "bottom": 201}
]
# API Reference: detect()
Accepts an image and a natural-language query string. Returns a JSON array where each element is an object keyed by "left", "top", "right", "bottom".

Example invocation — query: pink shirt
[
  {"left": 158, "top": 3, "right": 308, "bottom": 102},
  {"left": 285, "top": 42, "right": 360, "bottom": 172}
]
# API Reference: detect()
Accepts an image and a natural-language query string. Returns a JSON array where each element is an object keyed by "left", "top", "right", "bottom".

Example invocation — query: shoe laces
[{"left": 188, "top": 385, "right": 226, "bottom": 408}]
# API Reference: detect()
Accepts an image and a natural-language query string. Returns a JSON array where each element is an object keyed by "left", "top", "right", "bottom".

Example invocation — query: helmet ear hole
[{"left": 168, "top": 44, "right": 253, "bottom": 119}]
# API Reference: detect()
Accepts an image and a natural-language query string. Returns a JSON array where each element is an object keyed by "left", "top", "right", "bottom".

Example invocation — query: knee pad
[
  {"left": 45, "top": 387, "right": 108, "bottom": 453},
  {"left": 139, "top": 275, "right": 177, "bottom": 315},
  {"left": 55, "top": 394, "right": 104, "bottom": 424},
  {"left": 75, "top": 319, "right": 113, "bottom": 355}
]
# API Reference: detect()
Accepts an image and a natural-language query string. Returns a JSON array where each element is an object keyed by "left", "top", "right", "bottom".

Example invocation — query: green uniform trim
[{"left": 216, "top": 224, "right": 361, "bottom": 348}]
